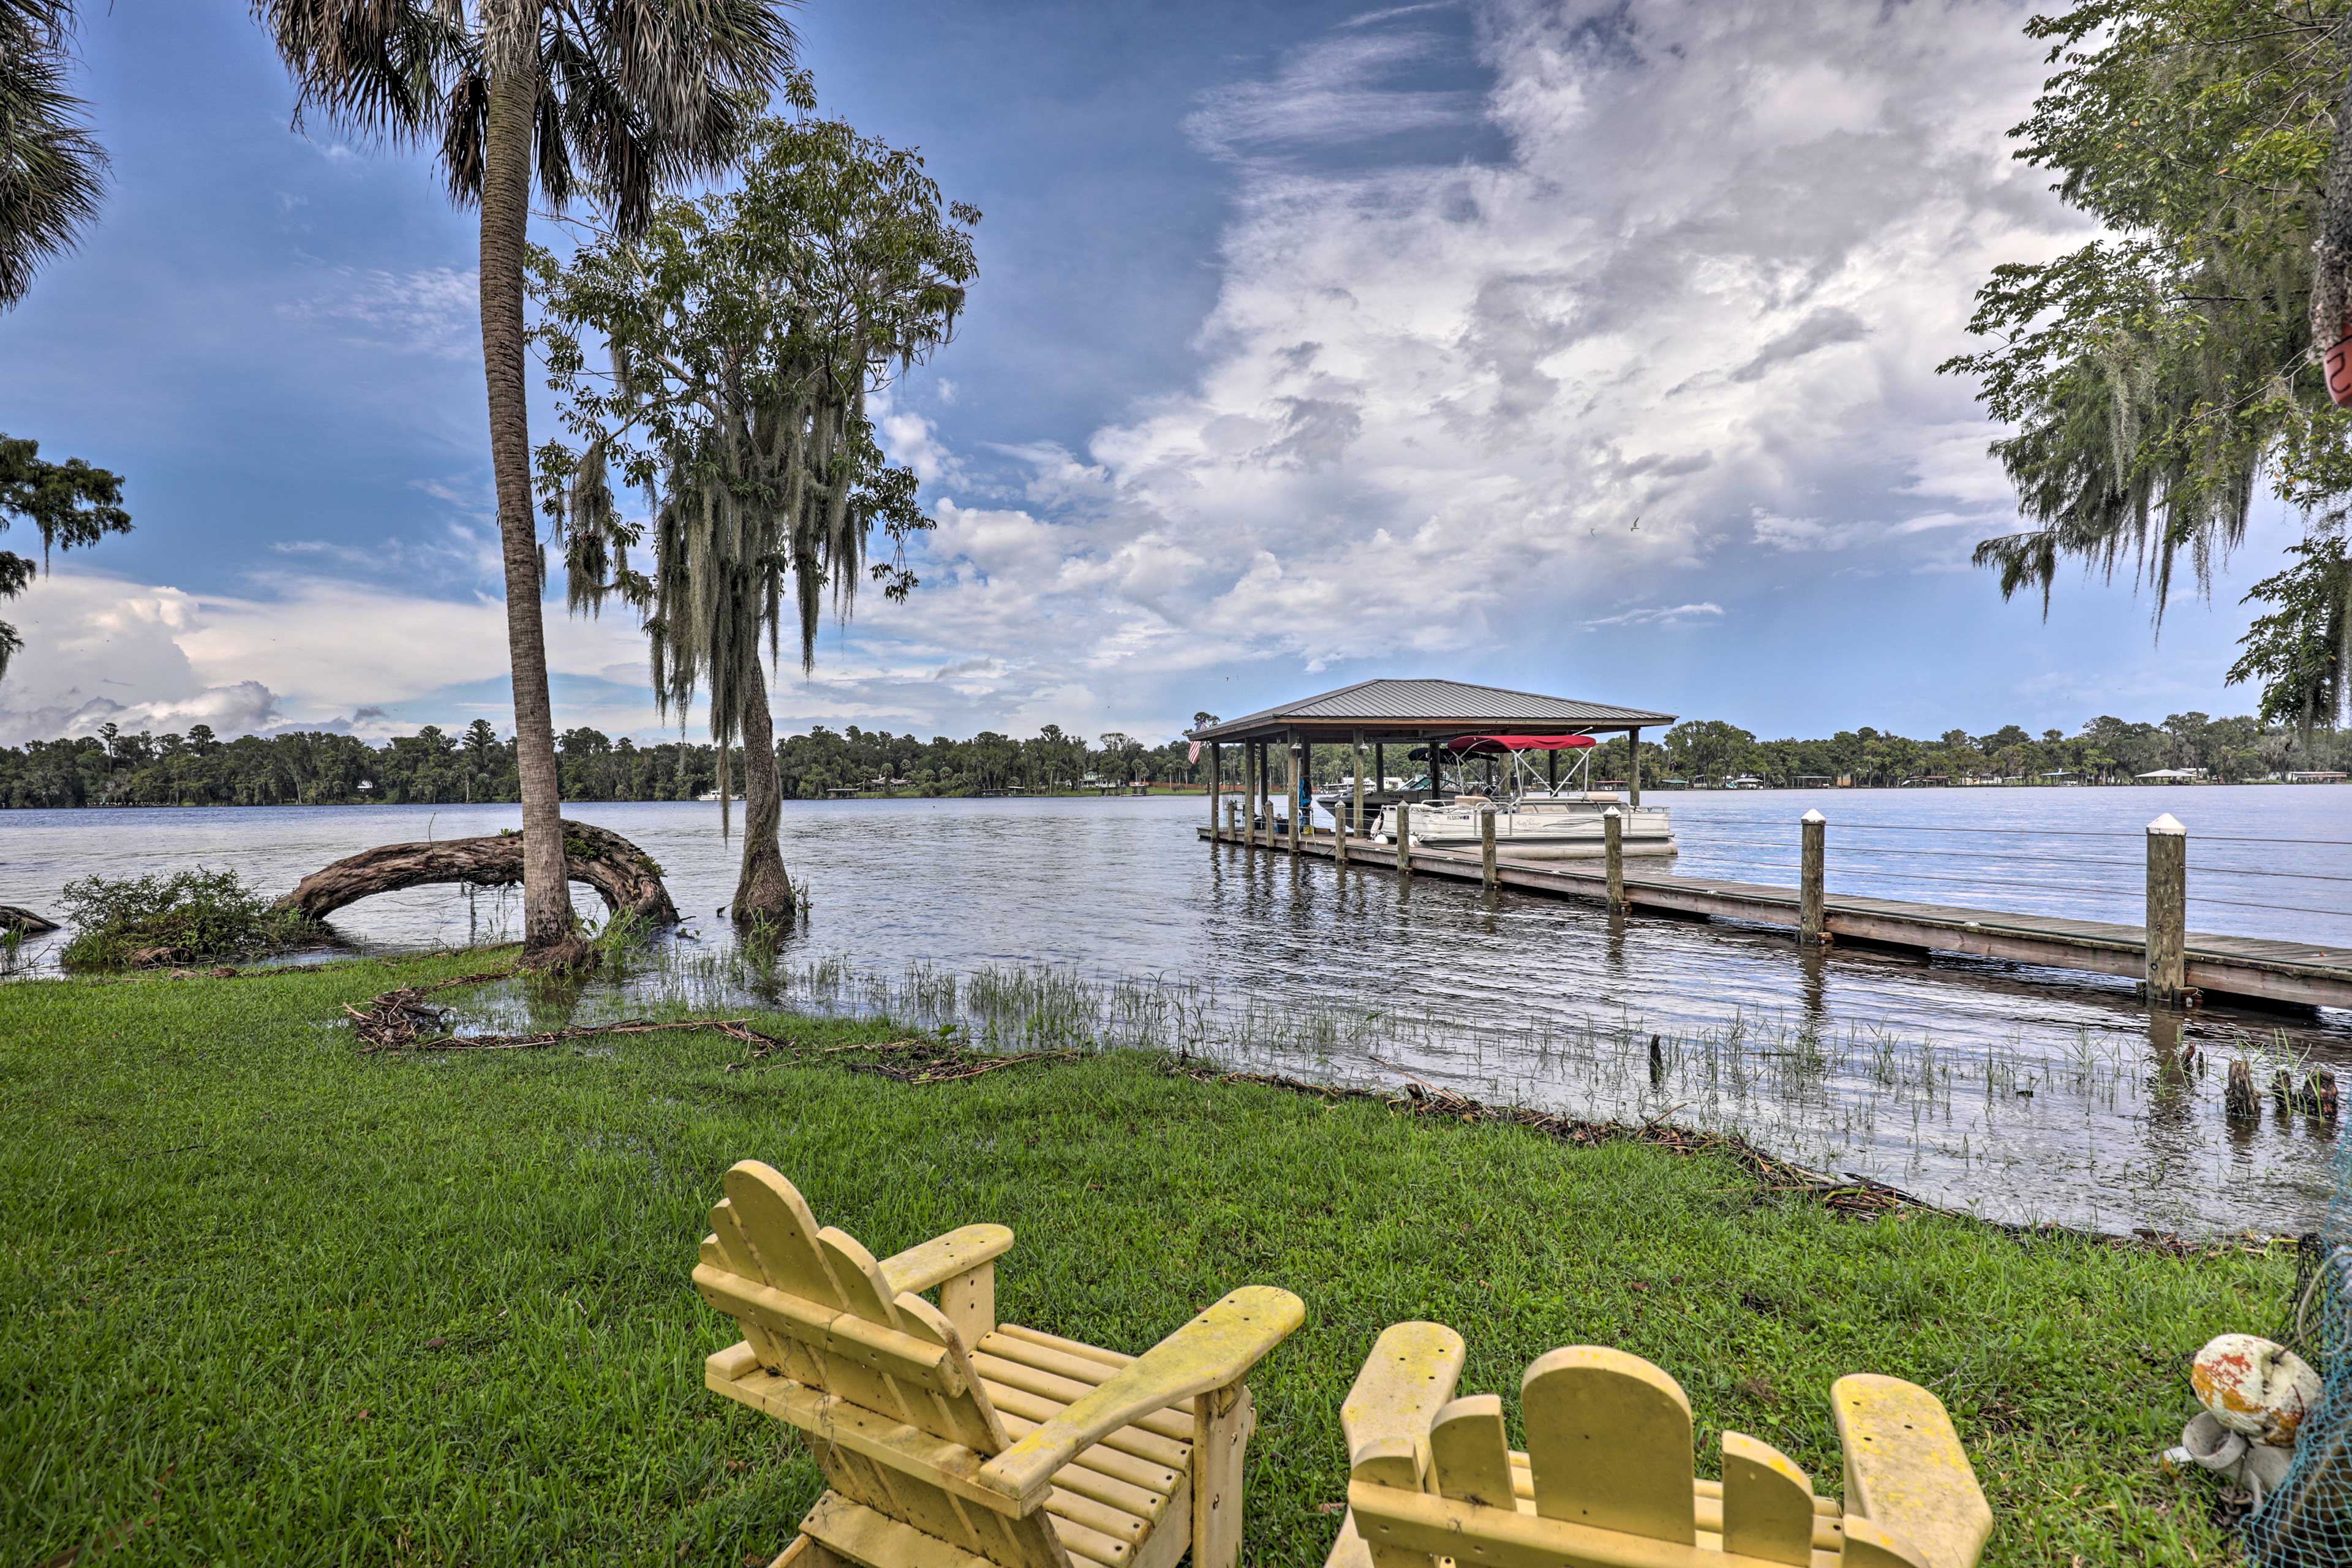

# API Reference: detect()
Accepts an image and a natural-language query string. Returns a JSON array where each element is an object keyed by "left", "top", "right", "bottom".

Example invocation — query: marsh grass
[
  {"left": 0, "top": 954, "right": 2293, "bottom": 1566},
  {"left": 532, "top": 943, "right": 2321, "bottom": 1234}
]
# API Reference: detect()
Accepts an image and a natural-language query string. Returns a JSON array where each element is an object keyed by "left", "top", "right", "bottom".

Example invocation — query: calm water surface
[{"left": 6, "top": 786, "right": 2350, "bottom": 1236}]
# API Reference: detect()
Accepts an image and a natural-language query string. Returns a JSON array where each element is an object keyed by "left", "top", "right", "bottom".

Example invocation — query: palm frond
[{"left": 0, "top": 0, "right": 107, "bottom": 309}]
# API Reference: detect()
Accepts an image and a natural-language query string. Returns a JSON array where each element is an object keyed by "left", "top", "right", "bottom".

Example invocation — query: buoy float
[{"left": 2190, "top": 1333, "right": 2321, "bottom": 1446}]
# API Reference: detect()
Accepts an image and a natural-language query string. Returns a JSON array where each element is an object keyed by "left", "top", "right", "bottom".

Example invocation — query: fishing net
[{"left": 2244, "top": 1140, "right": 2352, "bottom": 1564}]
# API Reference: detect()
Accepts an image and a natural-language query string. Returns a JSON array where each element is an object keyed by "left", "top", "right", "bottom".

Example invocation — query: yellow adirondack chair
[
  {"left": 695, "top": 1162, "right": 1306, "bottom": 1568},
  {"left": 1328, "top": 1323, "right": 1991, "bottom": 1568}
]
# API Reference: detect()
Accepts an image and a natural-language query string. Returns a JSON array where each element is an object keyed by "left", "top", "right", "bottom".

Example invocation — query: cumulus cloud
[
  {"left": 856, "top": 0, "right": 2082, "bottom": 701},
  {"left": 0, "top": 567, "right": 652, "bottom": 744}
]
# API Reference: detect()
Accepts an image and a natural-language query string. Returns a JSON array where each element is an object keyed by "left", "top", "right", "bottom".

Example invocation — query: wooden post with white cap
[
  {"left": 1800, "top": 809, "right": 1826, "bottom": 944},
  {"left": 2146, "top": 813, "right": 2187, "bottom": 1004}
]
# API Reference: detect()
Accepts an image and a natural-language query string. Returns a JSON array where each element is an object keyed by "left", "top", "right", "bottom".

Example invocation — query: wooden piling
[
  {"left": 1480, "top": 806, "right": 1497, "bottom": 888},
  {"left": 1395, "top": 802, "right": 1411, "bottom": 874},
  {"left": 1254, "top": 743, "right": 1268, "bottom": 848},
  {"left": 1208, "top": 742, "right": 1221, "bottom": 841},
  {"left": 1334, "top": 768, "right": 1351, "bottom": 868},
  {"left": 1629, "top": 726, "right": 1642, "bottom": 807},
  {"left": 1800, "top": 809, "right": 1826, "bottom": 945},
  {"left": 2146, "top": 813, "right": 2187, "bottom": 1003},
  {"left": 1603, "top": 806, "right": 1624, "bottom": 911},
  {"left": 1288, "top": 741, "right": 1304, "bottom": 854},
  {"left": 1351, "top": 729, "right": 1366, "bottom": 844}
]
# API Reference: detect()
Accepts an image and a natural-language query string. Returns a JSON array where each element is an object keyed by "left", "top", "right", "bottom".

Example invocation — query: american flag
[{"left": 1186, "top": 741, "right": 1201, "bottom": 764}]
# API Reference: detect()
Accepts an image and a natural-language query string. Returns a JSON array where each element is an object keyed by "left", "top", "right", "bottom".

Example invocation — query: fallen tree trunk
[
  {"left": 273, "top": 820, "right": 679, "bottom": 931},
  {"left": 0, "top": 905, "right": 59, "bottom": 935}
]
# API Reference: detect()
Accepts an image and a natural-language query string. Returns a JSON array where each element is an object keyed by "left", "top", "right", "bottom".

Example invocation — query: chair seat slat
[
  {"left": 972, "top": 1352, "right": 1193, "bottom": 1444},
  {"left": 982, "top": 1379, "right": 1193, "bottom": 1472}
]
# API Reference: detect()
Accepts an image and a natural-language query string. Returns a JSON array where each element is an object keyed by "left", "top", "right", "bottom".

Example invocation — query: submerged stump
[{"left": 273, "top": 820, "right": 680, "bottom": 941}]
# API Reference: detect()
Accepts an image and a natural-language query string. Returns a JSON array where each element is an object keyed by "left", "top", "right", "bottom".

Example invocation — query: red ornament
[{"left": 2328, "top": 331, "right": 2352, "bottom": 407}]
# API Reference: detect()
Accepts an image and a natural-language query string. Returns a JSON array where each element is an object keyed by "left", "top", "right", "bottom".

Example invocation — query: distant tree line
[
  {"left": 0, "top": 718, "right": 1193, "bottom": 808},
  {"left": 1586, "top": 713, "right": 2352, "bottom": 790},
  {"left": 2, "top": 709, "right": 2344, "bottom": 810}
]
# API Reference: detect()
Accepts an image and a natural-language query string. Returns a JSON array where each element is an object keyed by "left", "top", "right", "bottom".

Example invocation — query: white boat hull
[{"left": 1372, "top": 793, "right": 1678, "bottom": 859}]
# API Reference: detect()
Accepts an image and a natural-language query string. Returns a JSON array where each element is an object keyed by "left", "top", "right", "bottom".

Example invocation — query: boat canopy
[{"left": 1431, "top": 733, "right": 1596, "bottom": 757}]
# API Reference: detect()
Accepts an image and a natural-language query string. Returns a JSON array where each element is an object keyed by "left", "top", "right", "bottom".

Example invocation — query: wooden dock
[{"left": 1198, "top": 825, "right": 2352, "bottom": 1011}]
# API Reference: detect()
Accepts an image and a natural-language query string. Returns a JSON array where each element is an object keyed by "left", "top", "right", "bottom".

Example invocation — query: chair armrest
[
  {"left": 1342, "top": 1322, "right": 1466, "bottom": 1488},
  {"left": 878, "top": 1224, "right": 1015, "bottom": 1296},
  {"left": 976, "top": 1286, "right": 1305, "bottom": 1509},
  {"left": 1831, "top": 1374, "right": 1992, "bottom": 1568}
]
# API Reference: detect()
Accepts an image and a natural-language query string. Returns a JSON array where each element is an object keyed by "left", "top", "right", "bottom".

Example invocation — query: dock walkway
[{"left": 1198, "top": 825, "right": 2352, "bottom": 1010}]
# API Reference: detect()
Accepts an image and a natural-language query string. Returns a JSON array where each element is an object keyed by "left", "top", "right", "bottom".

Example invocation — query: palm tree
[
  {"left": 0, "top": 0, "right": 105, "bottom": 311},
  {"left": 251, "top": 0, "right": 796, "bottom": 965}
]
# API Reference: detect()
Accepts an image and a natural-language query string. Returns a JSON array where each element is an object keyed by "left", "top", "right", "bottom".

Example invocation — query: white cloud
[
  {"left": 281, "top": 266, "right": 481, "bottom": 359},
  {"left": 0, "top": 567, "right": 650, "bottom": 744},
  {"left": 1185, "top": 26, "right": 1480, "bottom": 160},
  {"left": 1581, "top": 601, "right": 1725, "bottom": 630}
]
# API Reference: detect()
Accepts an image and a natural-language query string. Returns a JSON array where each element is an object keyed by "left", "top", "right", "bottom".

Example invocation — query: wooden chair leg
[{"left": 1191, "top": 1380, "right": 1256, "bottom": 1568}]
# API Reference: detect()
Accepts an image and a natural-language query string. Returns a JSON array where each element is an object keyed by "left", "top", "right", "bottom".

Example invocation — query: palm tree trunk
[
  {"left": 732, "top": 657, "right": 794, "bottom": 926},
  {"left": 479, "top": 52, "right": 581, "bottom": 967}
]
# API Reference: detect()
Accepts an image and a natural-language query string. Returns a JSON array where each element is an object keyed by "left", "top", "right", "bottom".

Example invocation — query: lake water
[{"left": 6, "top": 785, "right": 2350, "bottom": 1236}]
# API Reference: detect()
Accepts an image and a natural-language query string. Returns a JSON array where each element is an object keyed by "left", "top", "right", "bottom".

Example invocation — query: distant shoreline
[{"left": 8, "top": 777, "right": 2341, "bottom": 812}]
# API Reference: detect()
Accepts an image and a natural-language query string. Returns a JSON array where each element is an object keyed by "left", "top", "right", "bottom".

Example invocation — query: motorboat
[
  {"left": 1367, "top": 734, "right": 1677, "bottom": 860},
  {"left": 1314, "top": 775, "right": 1414, "bottom": 831}
]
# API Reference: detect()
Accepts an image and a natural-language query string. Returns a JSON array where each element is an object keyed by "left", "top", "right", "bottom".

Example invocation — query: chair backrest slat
[
  {"left": 1721, "top": 1431, "right": 1816, "bottom": 1566},
  {"left": 1520, "top": 1346, "right": 1695, "bottom": 1546},
  {"left": 1427, "top": 1395, "right": 1514, "bottom": 1511}
]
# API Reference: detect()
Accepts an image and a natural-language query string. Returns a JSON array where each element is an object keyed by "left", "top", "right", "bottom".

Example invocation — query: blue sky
[{"left": 0, "top": 0, "right": 2315, "bottom": 748}]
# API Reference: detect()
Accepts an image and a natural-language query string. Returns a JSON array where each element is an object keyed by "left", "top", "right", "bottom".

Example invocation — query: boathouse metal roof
[{"left": 1186, "top": 679, "right": 1675, "bottom": 744}]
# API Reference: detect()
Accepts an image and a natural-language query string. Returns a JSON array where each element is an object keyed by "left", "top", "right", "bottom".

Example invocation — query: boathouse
[{"left": 1186, "top": 677, "right": 1676, "bottom": 820}]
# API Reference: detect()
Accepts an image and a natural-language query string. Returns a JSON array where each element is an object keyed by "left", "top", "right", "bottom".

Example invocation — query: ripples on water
[{"left": 4, "top": 786, "right": 2348, "bottom": 1236}]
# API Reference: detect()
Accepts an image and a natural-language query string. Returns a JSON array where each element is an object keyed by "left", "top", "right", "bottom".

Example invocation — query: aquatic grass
[
  {"left": 540, "top": 942, "right": 2313, "bottom": 1234},
  {"left": 0, "top": 954, "right": 2296, "bottom": 1566}
]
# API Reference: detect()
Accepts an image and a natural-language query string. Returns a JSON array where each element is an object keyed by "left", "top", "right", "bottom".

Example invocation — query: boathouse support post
[
  {"left": 1374, "top": 742, "right": 1384, "bottom": 793},
  {"left": 1629, "top": 727, "right": 1642, "bottom": 806},
  {"left": 1208, "top": 743, "right": 1221, "bottom": 841},
  {"left": 1351, "top": 729, "right": 1366, "bottom": 844},
  {"left": 1288, "top": 740, "right": 1304, "bottom": 854},
  {"left": 1604, "top": 806, "right": 1625, "bottom": 911},
  {"left": 1260, "top": 742, "right": 1273, "bottom": 848},
  {"left": 1240, "top": 746, "right": 1254, "bottom": 847},
  {"left": 1396, "top": 802, "right": 1411, "bottom": 875},
  {"left": 2146, "top": 813, "right": 2187, "bottom": 1003},
  {"left": 1334, "top": 753, "right": 1351, "bottom": 868},
  {"left": 1800, "top": 809, "right": 1826, "bottom": 944},
  {"left": 1251, "top": 743, "right": 1266, "bottom": 847},
  {"left": 1480, "top": 806, "right": 1498, "bottom": 889}
]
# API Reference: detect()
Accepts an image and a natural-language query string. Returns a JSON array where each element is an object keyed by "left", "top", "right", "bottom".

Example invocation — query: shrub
[{"left": 57, "top": 868, "right": 325, "bottom": 970}]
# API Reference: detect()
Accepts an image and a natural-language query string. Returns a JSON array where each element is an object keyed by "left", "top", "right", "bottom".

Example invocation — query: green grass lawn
[{"left": 1, "top": 953, "right": 2286, "bottom": 1566}]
